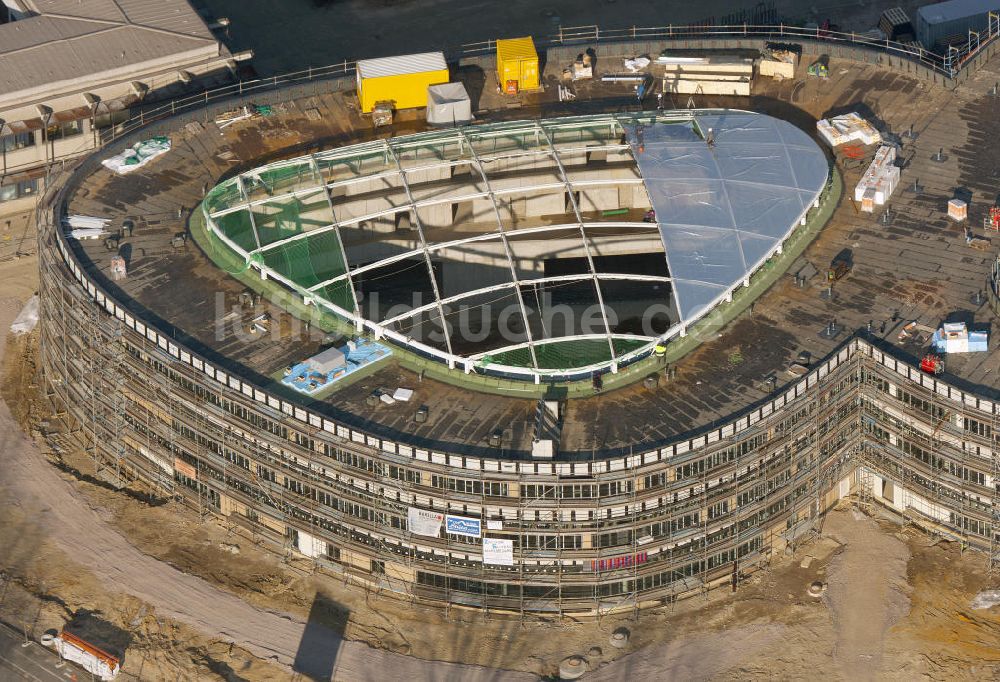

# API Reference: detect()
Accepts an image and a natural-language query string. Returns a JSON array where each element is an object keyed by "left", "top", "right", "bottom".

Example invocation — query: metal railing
[
  {"left": 101, "top": 60, "right": 358, "bottom": 144},
  {"left": 50, "top": 17, "right": 1000, "bottom": 159}
]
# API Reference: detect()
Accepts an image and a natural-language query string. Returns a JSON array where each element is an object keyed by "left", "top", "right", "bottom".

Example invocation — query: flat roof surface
[{"left": 62, "top": 49, "right": 1000, "bottom": 458}]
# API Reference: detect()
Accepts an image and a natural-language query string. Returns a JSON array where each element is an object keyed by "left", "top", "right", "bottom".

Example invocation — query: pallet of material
[
  {"left": 663, "top": 71, "right": 748, "bottom": 83},
  {"left": 854, "top": 145, "right": 899, "bottom": 212},
  {"left": 759, "top": 59, "right": 795, "bottom": 79},
  {"left": 817, "top": 112, "right": 882, "bottom": 147},
  {"left": 662, "top": 78, "right": 751, "bottom": 96},
  {"left": 660, "top": 59, "right": 754, "bottom": 75}
]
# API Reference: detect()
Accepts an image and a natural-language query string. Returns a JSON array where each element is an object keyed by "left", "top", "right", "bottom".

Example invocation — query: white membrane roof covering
[{"left": 625, "top": 111, "right": 829, "bottom": 323}]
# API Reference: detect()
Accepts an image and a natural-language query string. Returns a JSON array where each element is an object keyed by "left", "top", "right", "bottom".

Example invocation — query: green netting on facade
[
  {"left": 260, "top": 229, "right": 353, "bottom": 312},
  {"left": 251, "top": 192, "right": 333, "bottom": 248},
  {"left": 213, "top": 209, "right": 258, "bottom": 253},
  {"left": 204, "top": 180, "right": 242, "bottom": 215},
  {"left": 489, "top": 337, "right": 651, "bottom": 370},
  {"left": 196, "top": 209, "right": 253, "bottom": 276}
]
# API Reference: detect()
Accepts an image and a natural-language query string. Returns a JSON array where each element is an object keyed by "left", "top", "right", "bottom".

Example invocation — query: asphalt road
[
  {"left": 0, "top": 298, "right": 528, "bottom": 682},
  {"left": 0, "top": 622, "right": 72, "bottom": 682}
]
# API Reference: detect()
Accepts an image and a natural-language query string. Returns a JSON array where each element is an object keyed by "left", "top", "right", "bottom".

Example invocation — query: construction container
[
  {"left": 948, "top": 198, "right": 968, "bottom": 221},
  {"left": 496, "top": 37, "right": 540, "bottom": 93},
  {"left": 916, "top": 0, "right": 999, "bottom": 49},
  {"left": 356, "top": 52, "right": 448, "bottom": 113}
]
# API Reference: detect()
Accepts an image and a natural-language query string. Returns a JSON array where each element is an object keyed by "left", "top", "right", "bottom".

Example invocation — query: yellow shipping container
[
  {"left": 356, "top": 52, "right": 449, "bottom": 113},
  {"left": 496, "top": 37, "right": 539, "bottom": 93}
]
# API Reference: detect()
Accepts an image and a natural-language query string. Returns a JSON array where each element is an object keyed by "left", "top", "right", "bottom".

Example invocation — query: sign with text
[
  {"left": 482, "top": 538, "right": 514, "bottom": 565},
  {"left": 445, "top": 514, "right": 482, "bottom": 538},
  {"left": 407, "top": 507, "right": 444, "bottom": 537}
]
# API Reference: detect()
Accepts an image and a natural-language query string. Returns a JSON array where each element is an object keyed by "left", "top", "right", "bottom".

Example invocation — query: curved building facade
[{"left": 37, "top": 58, "right": 1000, "bottom": 617}]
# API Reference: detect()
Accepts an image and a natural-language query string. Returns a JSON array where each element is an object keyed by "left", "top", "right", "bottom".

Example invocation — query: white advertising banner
[
  {"left": 408, "top": 507, "right": 444, "bottom": 537},
  {"left": 482, "top": 538, "right": 514, "bottom": 566}
]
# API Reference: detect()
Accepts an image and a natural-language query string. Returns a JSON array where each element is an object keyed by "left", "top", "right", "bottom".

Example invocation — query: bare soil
[{"left": 1, "top": 242, "right": 999, "bottom": 680}]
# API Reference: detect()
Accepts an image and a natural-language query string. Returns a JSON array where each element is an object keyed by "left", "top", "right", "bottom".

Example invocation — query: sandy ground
[{"left": 1, "top": 231, "right": 1000, "bottom": 679}]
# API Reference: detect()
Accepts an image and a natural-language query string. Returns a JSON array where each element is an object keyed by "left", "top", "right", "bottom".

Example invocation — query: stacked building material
[
  {"left": 656, "top": 56, "right": 753, "bottom": 97},
  {"left": 758, "top": 48, "right": 798, "bottom": 79},
  {"left": 948, "top": 198, "right": 968, "bottom": 221},
  {"left": 817, "top": 113, "right": 882, "bottom": 148},
  {"left": 659, "top": 55, "right": 753, "bottom": 96},
  {"left": 854, "top": 145, "right": 900, "bottom": 212}
]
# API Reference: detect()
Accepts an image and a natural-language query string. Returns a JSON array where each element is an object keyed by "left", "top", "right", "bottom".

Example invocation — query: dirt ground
[{"left": 1, "top": 231, "right": 1000, "bottom": 680}]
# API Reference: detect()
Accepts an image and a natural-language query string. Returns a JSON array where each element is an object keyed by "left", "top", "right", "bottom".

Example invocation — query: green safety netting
[{"left": 488, "top": 338, "right": 650, "bottom": 371}]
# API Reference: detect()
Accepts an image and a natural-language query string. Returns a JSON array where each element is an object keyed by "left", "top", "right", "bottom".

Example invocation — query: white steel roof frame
[{"left": 202, "top": 110, "right": 828, "bottom": 380}]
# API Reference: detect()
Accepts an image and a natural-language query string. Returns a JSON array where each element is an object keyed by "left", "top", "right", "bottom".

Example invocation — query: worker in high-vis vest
[{"left": 654, "top": 343, "right": 667, "bottom": 360}]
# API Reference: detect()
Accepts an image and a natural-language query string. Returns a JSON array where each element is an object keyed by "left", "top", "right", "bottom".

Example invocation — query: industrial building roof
[
  {"left": 0, "top": 0, "right": 222, "bottom": 100},
  {"left": 201, "top": 111, "right": 830, "bottom": 380}
]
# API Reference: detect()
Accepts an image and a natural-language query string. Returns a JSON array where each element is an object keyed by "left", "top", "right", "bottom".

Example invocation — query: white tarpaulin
[
  {"left": 624, "top": 56, "right": 651, "bottom": 72},
  {"left": 10, "top": 294, "right": 38, "bottom": 335},
  {"left": 297, "top": 530, "right": 327, "bottom": 558},
  {"left": 426, "top": 82, "right": 472, "bottom": 126},
  {"left": 408, "top": 507, "right": 444, "bottom": 537},
  {"left": 483, "top": 538, "right": 514, "bottom": 565},
  {"left": 102, "top": 136, "right": 171, "bottom": 175},
  {"left": 64, "top": 215, "right": 110, "bottom": 240}
]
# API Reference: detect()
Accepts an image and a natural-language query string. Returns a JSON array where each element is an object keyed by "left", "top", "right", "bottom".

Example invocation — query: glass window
[
  {"left": 0, "top": 178, "right": 38, "bottom": 203},
  {"left": 94, "top": 110, "right": 129, "bottom": 130},
  {"left": 0, "top": 131, "right": 35, "bottom": 152},
  {"left": 17, "top": 178, "right": 37, "bottom": 197},
  {"left": 46, "top": 119, "right": 83, "bottom": 140}
]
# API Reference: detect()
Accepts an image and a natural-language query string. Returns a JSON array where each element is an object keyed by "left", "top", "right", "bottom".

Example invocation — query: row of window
[{"left": 0, "top": 178, "right": 37, "bottom": 203}]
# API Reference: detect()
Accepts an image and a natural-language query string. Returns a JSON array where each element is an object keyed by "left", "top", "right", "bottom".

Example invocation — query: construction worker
[{"left": 654, "top": 343, "right": 667, "bottom": 361}]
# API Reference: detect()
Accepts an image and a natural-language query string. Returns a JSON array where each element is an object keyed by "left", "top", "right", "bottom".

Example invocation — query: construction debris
[
  {"left": 216, "top": 104, "right": 275, "bottom": 129},
  {"left": 110, "top": 255, "right": 128, "bottom": 281}
]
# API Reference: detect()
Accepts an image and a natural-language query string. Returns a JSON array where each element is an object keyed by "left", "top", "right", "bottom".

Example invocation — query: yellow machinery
[
  {"left": 496, "top": 37, "right": 539, "bottom": 93},
  {"left": 356, "top": 52, "right": 448, "bottom": 113}
]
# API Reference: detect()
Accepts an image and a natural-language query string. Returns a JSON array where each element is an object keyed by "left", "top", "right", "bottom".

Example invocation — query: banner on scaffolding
[
  {"left": 591, "top": 551, "right": 648, "bottom": 573},
  {"left": 482, "top": 538, "right": 514, "bottom": 566},
  {"left": 445, "top": 514, "right": 482, "bottom": 538},
  {"left": 407, "top": 507, "right": 444, "bottom": 537}
]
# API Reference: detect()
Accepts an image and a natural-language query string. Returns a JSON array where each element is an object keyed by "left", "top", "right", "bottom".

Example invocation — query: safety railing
[
  {"left": 101, "top": 60, "right": 357, "bottom": 144},
  {"left": 93, "top": 18, "right": 999, "bottom": 148}
]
